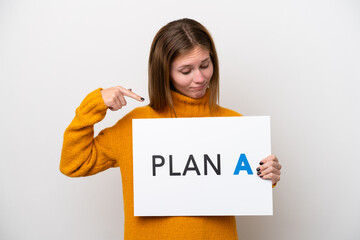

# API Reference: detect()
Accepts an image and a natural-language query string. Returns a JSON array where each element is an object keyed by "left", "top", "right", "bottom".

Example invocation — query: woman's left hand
[{"left": 256, "top": 154, "right": 282, "bottom": 185}]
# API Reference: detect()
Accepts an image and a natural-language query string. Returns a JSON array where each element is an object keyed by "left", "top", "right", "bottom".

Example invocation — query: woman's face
[{"left": 170, "top": 46, "right": 213, "bottom": 99}]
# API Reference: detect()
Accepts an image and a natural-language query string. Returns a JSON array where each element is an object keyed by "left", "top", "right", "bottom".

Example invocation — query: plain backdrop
[{"left": 1, "top": 0, "right": 359, "bottom": 239}]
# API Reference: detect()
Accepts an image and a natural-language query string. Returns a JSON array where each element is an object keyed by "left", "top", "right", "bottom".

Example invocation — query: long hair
[{"left": 148, "top": 18, "right": 219, "bottom": 113}]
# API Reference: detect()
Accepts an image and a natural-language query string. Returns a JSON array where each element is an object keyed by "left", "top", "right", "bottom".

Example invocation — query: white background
[{"left": 0, "top": 0, "right": 359, "bottom": 239}]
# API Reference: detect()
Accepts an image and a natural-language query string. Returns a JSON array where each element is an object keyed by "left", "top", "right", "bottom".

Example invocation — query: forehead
[{"left": 172, "top": 46, "right": 210, "bottom": 66}]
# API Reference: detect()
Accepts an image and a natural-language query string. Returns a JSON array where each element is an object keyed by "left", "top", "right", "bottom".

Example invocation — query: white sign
[{"left": 132, "top": 116, "right": 272, "bottom": 216}]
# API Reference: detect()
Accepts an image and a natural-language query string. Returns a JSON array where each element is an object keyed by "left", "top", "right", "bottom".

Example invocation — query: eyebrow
[{"left": 177, "top": 57, "right": 211, "bottom": 69}]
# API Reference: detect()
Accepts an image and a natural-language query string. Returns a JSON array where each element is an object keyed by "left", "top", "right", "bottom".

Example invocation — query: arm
[
  {"left": 60, "top": 88, "right": 118, "bottom": 177},
  {"left": 60, "top": 87, "right": 145, "bottom": 177}
]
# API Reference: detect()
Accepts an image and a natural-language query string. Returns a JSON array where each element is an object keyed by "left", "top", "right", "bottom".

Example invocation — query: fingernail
[
  {"left": 256, "top": 168, "right": 260, "bottom": 171},
  {"left": 257, "top": 171, "right": 261, "bottom": 175},
  {"left": 259, "top": 161, "right": 264, "bottom": 165},
  {"left": 141, "top": 98, "right": 145, "bottom": 101}
]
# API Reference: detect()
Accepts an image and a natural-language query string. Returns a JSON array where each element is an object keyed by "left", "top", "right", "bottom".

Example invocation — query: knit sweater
[{"left": 60, "top": 88, "right": 242, "bottom": 240}]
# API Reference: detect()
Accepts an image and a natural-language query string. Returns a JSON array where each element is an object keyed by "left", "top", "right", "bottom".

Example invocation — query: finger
[
  {"left": 260, "top": 172, "right": 280, "bottom": 185},
  {"left": 116, "top": 86, "right": 145, "bottom": 102},
  {"left": 259, "top": 154, "right": 278, "bottom": 165},
  {"left": 258, "top": 165, "right": 281, "bottom": 177},
  {"left": 117, "top": 93, "right": 127, "bottom": 106},
  {"left": 113, "top": 88, "right": 127, "bottom": 107},
  {"left": 257, "top": 161, "right": 281, "bottom": 172},
  {"left": 110, "top": 93, "right": 122, "bottom": 111}
]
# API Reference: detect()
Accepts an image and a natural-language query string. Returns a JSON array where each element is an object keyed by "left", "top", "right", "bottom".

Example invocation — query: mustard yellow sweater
[{"left": 60, "top": 88, "right": 242, "bottom": 240}]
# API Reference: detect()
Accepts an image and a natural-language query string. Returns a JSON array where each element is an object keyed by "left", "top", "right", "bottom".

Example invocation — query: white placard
[{"left": 132, "top": 116, "right": 272, "bottom": 216}]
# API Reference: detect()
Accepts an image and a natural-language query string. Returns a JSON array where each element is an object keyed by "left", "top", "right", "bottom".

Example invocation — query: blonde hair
[{"left": 148, "top": 18, "right": 219, "bottom": 113}]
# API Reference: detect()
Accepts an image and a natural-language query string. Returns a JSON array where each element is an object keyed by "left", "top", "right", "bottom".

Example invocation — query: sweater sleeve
[{"left": 60, "top": 88, "right": 119, "bottom": 177}]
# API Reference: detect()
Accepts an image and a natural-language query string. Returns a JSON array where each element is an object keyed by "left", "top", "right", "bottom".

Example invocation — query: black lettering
[
  {"left": 169, "top": 155, "right": 181, "bottom": 176},
  {"left": 152, "top": 155, "right": 165, "bottom": 176},
  {"left": 204, "top": 154, "right": 221, "bottom": 175},
  {"left": 182, "top": 154, "right": 201, "bottom": 176}
]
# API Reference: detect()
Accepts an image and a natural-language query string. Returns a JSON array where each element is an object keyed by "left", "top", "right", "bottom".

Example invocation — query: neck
[{"left": 168, "top": 90, "right": 212, "bottom": 117}]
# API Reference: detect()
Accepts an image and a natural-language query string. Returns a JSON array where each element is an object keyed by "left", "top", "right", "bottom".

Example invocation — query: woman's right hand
[{"left": 100, "top": 86, "right": 145, "bottom": 111}]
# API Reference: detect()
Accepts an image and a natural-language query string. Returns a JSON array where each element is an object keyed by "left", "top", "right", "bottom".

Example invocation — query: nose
[{"left": 193, "top": 69, "right": 205, "bottom": 84}]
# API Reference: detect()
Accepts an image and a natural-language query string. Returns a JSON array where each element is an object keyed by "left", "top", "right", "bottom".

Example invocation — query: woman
[{"left": 60, "top": 18, "right": 281, "bottom": 240}]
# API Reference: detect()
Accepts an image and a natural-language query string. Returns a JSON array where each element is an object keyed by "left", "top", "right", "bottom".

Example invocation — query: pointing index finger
[{"left": 117, "top": 86, "right": 145, "bottom": 102}]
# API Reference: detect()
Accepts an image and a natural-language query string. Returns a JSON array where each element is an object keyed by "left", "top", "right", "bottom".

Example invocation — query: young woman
[{"left": 60, "top": 18, "right": 281, "bottom": 240}]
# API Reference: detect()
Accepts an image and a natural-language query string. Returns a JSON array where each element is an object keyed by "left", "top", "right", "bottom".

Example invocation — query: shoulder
[
  {"left": 215, "top": 105, "right": 242, "bottom": 117},
  {"left": 123, "top": 105, "right": 161, "bottom": 119},
  {"left": 113, "top": 106, "right": 160, "bottom": 128}
]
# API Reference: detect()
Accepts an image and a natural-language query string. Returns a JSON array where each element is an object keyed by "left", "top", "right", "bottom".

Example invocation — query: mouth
[{"left": 191, "top": 84, "right": 207, "bottom": 91}]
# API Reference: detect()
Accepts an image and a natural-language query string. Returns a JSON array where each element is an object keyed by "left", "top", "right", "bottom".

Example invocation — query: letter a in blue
[{"left": 233, "top": 154, "right": 253, "bottom": 175}]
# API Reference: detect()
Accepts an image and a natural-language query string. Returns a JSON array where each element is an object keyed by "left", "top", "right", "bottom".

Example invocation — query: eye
[
  {"left": 180, "top": 69, "right": 191, "bottom": 75},
  {"left": 200, "top": 64, "right": 209, "bottom": 69}
]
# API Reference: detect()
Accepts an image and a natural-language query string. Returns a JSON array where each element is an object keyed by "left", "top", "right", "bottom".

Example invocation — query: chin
[{"left": 190, "top": 90, "right": 207, "bottom": 99}]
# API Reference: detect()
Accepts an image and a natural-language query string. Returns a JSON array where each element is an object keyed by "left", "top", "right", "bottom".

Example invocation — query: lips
[{"left": 191, "top": 84, "right": 207, "bottom": 91}]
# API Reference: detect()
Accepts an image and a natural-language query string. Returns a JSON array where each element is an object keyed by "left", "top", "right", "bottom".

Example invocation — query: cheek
[
  {"left": 205, "top": 65, "right": 214, "bottom": 80},
  {"left": 171, "top": 73, "right": 191, "bottom": 88}
]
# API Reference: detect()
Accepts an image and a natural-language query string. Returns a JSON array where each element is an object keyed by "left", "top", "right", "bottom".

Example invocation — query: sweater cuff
[{"left": 74, "top": 88, "right": 109, "bottom": 124}]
